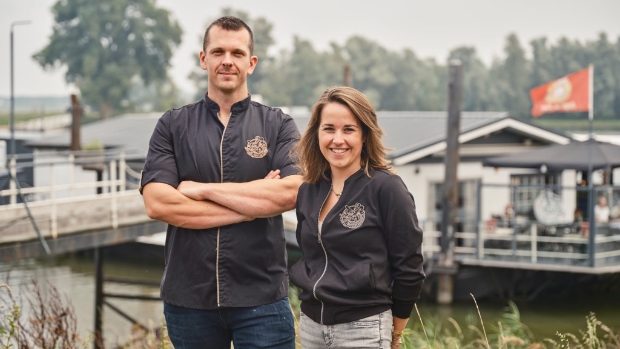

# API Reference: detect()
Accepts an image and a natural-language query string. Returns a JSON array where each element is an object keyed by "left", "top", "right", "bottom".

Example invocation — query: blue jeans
[{"left": 163, "top": 298, "right": 295, "bottom": 349}]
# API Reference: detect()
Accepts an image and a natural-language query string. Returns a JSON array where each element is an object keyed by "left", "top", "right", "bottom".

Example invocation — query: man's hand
[
  {"left": 176, "top": 172, "right": 301, "bottom": 218},
  {"left": 264, "top": 169, "right": 281, "bottom": 180},
  {"left": 142, "top": 182, "right": 251, "bottom": 229},
  {"left": 177, "top": 181, "right": 206, "bottom": 201},
  {"left": 178, "top": 170, "right": 282, "bottom": 201}
]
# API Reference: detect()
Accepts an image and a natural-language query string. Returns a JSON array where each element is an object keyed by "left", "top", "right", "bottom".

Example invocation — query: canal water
[{"left": 2, "top": 245, "right": 620, "bottom": 347}]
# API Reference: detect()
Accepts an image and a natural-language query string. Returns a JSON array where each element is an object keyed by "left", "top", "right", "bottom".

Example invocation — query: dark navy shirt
[{"left": 141, "top": 94, "right": 300, "bottom": 309}]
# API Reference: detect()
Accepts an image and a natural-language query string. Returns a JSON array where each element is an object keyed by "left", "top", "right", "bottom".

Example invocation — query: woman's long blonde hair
[{"left": 295, "top": 86, "right": 393, "bottom": 184}]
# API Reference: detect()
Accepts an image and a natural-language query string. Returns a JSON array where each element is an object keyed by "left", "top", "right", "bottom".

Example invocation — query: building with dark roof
[{"left": 26, "top": 110, "right": 575, "bottom": 226}]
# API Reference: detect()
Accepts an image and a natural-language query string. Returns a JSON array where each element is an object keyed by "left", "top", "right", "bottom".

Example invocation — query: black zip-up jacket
[
  {"left": 289, "top": 168, "right": 425, "bottom": 325},
  {"left": 141, "top": 95, "right": 300, "bottom": 309}
]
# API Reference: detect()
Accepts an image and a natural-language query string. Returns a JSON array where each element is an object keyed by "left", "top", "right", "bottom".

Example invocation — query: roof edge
[{"left": 390, "top": 117, "right": 572, "bottom": 166}]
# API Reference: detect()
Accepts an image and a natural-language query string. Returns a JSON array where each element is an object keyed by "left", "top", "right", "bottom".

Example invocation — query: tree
[
  {"left": 529, "top": 38, "right": 555, "bottom": 88},
  {"left": 34, "top": 0, "right": 182, "bottom": 119},
  {"left": 589, "top": 33, "right": 618, "bottom": 118},
  {"left": 127, "top": 74, "right": 181, "bottom": 112},
  {"left": 448, "top": 46, "right": 502, "bottom": 111},
  {"left": 494, "top": 34, "right": 530, "bottom": 117}
]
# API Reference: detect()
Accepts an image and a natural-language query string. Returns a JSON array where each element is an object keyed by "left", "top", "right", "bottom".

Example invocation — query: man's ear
[
  {"left": 247, "top": 55, "right": 258, "bottom": 75},
  {"left": 199, "top": 51, "right": 208, "bottom": 71}
]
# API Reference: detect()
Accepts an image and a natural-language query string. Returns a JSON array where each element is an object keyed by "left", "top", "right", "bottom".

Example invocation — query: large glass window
[{"left": 510, "top": 174, "right": 561, "bottom": 216}]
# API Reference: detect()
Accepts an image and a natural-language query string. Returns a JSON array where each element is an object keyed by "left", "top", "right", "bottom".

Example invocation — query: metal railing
[
  {"left": 0, "top": 150, "right": 145, "bottom": 238},
  {"left": 422, "top": 183, "right": 620, "bottom": 270}
]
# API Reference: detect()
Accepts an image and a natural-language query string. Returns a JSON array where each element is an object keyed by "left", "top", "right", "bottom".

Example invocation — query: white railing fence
[
  {"left": 422, "top": 220, "right": 620, "bottom": 268},
  {"left": 0, "top": 151, "right": 144, "bottom": 238}
]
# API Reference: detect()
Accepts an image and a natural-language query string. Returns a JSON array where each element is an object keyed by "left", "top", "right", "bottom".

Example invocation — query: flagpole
[{"left": 587, "top": 63, "right": 595, "bottom": 267}]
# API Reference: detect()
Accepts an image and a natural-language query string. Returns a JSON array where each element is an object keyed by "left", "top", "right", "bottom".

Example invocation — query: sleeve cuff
[
  {"left": 280, "top": 164, "right": 302, "bottom": 178},
  {"left": 139, "top": 171, "right": 179, "bottom": 195},
  {"left": 391, "top": 299, "right": 415, "bottom": 319}
]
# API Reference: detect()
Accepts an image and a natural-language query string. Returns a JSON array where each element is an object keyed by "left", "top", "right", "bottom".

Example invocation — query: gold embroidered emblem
[
  {"left": 245, "top": 136, "right": 268, "bottom": 158},
  {"left": 339, "top": 203, "right": 365, "bottom": 229}
]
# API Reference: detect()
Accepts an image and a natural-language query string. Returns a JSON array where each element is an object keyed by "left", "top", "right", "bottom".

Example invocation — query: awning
[{"left": 482, "top": 139, "right": 620, "bottom": 172}]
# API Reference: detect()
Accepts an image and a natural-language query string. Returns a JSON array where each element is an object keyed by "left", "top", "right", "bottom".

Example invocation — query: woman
[{"left": 289, "top": 86, "right": 425, "bottom": 349}]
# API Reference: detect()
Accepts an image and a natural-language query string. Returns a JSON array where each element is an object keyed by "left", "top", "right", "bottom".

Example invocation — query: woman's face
[{"left": 318, "top": 102, "right": 364, "bottom": 176}]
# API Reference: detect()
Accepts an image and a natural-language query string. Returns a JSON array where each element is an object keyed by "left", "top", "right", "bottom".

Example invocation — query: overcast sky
[{"left": 2, "top": 0, "right": 619, "bottom": 97}]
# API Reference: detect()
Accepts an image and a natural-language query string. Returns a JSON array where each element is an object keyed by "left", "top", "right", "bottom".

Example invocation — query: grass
[
  {"left": 286, "top": 286, "right": 620, "bottom": 349},
  {"left": 2, "top": 281, "right": 619, "bottom": 349}
]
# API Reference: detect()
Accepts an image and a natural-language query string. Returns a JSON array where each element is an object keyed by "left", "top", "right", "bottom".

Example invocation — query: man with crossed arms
[{"left": 141, "top": 16, "right": 301, "bottom": 349}]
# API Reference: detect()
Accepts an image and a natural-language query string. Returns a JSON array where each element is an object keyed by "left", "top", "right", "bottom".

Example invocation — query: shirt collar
[
  {"left": 203, "top": 93, "right": 252, "bottom": 114},
  {"left": 322, "top": 167, "right": 367, "bottom": 184}
]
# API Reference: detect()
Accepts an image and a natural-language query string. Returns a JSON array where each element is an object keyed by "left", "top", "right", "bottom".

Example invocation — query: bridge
[{"left": 0, "top": 150, "right": 166, "bottom": 262}]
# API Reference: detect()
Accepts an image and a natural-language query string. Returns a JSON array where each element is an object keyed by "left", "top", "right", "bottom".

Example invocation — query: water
[
  {"left": 0, "top": 249, "right": 164, "bottom": 348},
  {"left": 415, "top": 297, "right": 620, "bottom": 340},
  {"left": 2, "top": 246, "right": 620, "bottom": 347}
]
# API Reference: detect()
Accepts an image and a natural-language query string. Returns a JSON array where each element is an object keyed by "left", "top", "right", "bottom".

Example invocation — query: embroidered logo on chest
[
  {"left": 245, "top": 136, "right": 268, "bottom": 158},
  {"left": 339, "top": 203, "right": 366, "bottom": 229}
]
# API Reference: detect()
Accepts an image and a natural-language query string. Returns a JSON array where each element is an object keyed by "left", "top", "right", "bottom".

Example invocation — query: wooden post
[
  {"left": 70, "top": 94, "right": 81, "bottom": 151},
  {"left": 68, "top": 154, "right": 75, "bottom": 197},
  {"left": 531, "top": 223, "right": 537, "bottom": 263},
  {"left": 587, "top": 185, "right": 596, "bottom": 267},
  {"left": 119, "top": 152, "right": 126, "bottom": 192},
  {"left": 50, "top": 163, "right": 57, "bottom": 239},
  {"left": 94, "top": 247, "right": 104, "bottom": 349},
  {"left": 343, "top": 64, "right": 352, "bottom": 87},
  {"left": 96, "top": 170, "right": 103, "bottom": 195},
  {"left": 511, "top": 186, "right": 517, "bottom": 260},
  {"left": 9, "top": 158, "right": 16, "bottom": 205},
  {"left": 437, "top": 60, "right": 462, "bottom": 305},
  {"left": 110, "top": 160, "right": 118, "bottom": 229},
  {"left": 475, "top": 180, "right": 482, "bottom": 259}
]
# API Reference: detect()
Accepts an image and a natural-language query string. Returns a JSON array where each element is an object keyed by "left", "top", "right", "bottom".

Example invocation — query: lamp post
[{"left": 10, "top": 20, "right": 31, "bottom": 160}]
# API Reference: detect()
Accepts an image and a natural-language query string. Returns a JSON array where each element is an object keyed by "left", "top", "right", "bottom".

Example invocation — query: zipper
[
  {"left": 312, "top": 184, "right": 331, "bottom": 324},
  {"left": 216, "top": 118, "right": 229, "bottom": 307}
]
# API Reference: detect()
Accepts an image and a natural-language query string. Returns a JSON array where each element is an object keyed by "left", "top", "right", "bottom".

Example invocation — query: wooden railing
[
  {"left": 0, "top": 151, "right": 146, "bottom": 242},
  {"left": 421, "top": 221, "right": 620, "bottom": 270}
]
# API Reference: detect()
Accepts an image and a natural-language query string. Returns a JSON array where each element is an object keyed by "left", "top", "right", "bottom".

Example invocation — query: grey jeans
[{"left": 299, "top": 310, "right": 393, "bottom": 349}]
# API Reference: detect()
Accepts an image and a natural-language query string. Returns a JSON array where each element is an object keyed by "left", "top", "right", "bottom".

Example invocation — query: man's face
[{"left": 200, "top": 26, "right": 257, "bottom": 95}]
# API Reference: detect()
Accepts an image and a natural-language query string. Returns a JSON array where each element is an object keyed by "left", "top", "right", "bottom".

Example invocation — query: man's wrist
[{"left": 199, "top": 183, "right": 213, "bottom": 201}]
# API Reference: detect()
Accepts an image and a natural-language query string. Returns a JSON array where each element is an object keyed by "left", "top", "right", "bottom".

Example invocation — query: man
[
  {"left": 141, "top": 16, "right": 302, "bottom": 349},
  {"left": 594, "top": 196, "right": 610, "bottom": 224}
]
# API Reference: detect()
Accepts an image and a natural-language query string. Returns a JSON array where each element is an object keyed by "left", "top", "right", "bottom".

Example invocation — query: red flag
[{"left": 530, "top": 67, "right": 590, "bottom": 117}]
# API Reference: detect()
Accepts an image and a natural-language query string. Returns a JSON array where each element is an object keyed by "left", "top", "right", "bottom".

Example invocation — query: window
[
  {"left": 429, "top": 180, "right": 478, "bottom": 234},
  {"left": 510, "top": 174, "right": 561, "bottom": 216}
]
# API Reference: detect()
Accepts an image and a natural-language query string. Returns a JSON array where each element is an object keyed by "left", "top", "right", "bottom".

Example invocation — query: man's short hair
[{"left": 203, "top": 16, "right": 254, "bottom": 55}]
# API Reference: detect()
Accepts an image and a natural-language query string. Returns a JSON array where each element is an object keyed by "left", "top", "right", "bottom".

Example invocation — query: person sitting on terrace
[{"left": 594, "top": 196, "right": 610, "bottom": 224}]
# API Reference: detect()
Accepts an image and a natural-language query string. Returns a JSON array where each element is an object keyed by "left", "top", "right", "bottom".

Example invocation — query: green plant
[
  {"left": 0, "top": 284, "right": 17, "bottom": 348},
  {"left": 0, "top": 279, "right": 81, "bottom": 349}
]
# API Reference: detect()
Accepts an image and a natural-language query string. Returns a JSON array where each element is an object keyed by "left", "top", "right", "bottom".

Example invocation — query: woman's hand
[
  {"left": 391, "top": 331, "right": 403, "bottom": 349},
  {"left": 391, "top": 316, "right": 408, "bottom": 349}
]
